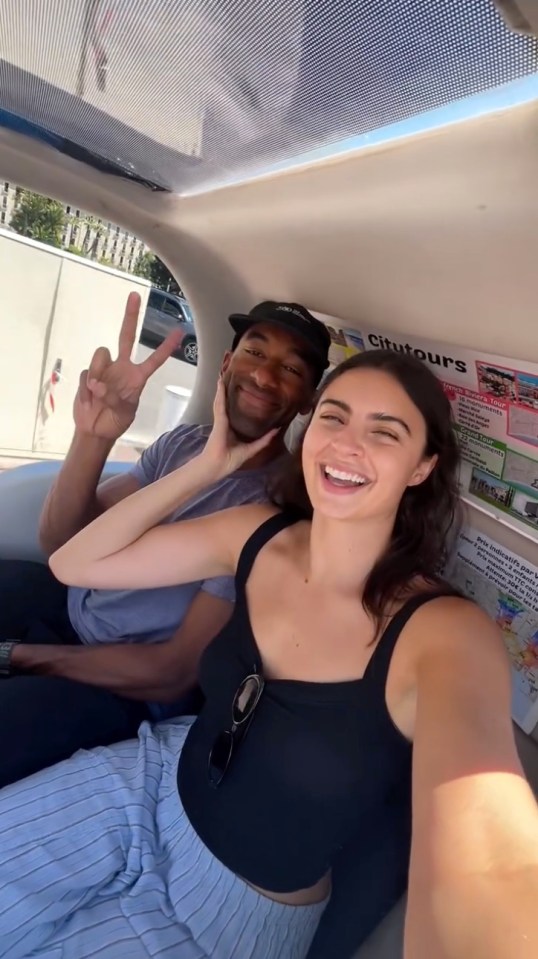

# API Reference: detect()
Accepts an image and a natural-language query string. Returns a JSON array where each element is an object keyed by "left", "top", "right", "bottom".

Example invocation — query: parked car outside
[{"left": 139, "top": 288, "right": 198, "bottom": 365}]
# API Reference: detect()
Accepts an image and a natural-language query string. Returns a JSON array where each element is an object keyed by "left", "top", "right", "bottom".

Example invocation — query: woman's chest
[{"left": 244, "top": 563, "right": 377, "bottom": 683}]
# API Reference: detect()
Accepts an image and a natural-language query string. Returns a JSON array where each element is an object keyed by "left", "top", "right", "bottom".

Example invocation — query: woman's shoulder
[
  {"left": 207, "top": 502, "right": 282, "bottom": 562},
  {"left": 399, "top": 577, "right": 476, "bottom": 625},
  {"left": 219, "top": 503, "right": 311, "bottom": 570},
  {"left": 388, "top": 586, "right": 506, "bottom": 740},
  {"left": 400, "top": 582, "right": 502, "bottom": 663}
]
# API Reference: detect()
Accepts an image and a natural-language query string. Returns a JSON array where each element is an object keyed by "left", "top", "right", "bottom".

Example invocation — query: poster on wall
[
  {"left": 445, "top": 526, "right": 538, "bottom": 733},
  {"left": 317, "top": 317, "right": 538, "bottom": 544}
]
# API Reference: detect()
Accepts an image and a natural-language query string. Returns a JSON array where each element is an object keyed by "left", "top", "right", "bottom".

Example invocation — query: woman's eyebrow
[
  {"left": 370, "top": 412, "right": 411, "bottom": 435},
  {"left": 319, "top": 399, "right": 411, "bottom": 435},
  {"left": 319, "top": 398, "right": 351, "bottom": 413}
]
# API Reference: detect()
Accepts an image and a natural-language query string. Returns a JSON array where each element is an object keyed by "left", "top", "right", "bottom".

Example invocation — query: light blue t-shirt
[{"left": 67, "top": 424, "right": 272, "bottom": 647}]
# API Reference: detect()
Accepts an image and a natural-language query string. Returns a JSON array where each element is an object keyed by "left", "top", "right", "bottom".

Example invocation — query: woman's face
[{"left": 302, "top": 368, "right": 437, "bottom": 522}]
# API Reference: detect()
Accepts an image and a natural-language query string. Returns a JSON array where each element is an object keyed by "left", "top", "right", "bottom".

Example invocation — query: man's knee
[
  {"left": 0, "top": 675, "right": 146, "bottom": 786},
  {"left": 0, "top": 559, "right": 67, "bottom": 639}
]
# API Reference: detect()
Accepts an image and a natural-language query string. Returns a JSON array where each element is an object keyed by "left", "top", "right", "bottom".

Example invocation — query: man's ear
[
  {"left": 220, "top": 351, "right": 233, "bottom": 376},
  {"left": 298, "top": 383, "right": 317, "bottom": 417},
  {"left": 299, "top": 397, "right": 314, "bottom": 417},
  {"left": 408, "top": 454, "right": 438, "bottom": 488}
]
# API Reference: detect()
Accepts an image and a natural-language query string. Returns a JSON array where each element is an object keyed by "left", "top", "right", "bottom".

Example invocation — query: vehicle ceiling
[
  {"left": 0, "top": 2, "right": 537, "bottom": 575},
  {"left": 0, "top": 0, "right": 536, "bottom": 194}
]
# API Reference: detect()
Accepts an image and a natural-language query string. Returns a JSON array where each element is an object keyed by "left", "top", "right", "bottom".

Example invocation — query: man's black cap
[{"left": 229, "top": 301, "right": 331, "bottom": 381}]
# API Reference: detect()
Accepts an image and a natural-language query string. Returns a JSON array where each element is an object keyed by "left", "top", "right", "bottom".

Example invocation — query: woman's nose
[{"left": 331, "top": 432, "right": 365, "bottom": 457}]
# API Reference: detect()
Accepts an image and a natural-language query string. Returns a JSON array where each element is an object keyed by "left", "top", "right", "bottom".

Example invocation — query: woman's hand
[{"left": 202, "top": 378, "right": 278, "bottom": 476}]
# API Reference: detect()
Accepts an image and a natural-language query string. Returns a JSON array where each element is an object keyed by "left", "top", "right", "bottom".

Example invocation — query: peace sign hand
[{"left": 74, "top": 292, "right": 184, "bottom": 441}]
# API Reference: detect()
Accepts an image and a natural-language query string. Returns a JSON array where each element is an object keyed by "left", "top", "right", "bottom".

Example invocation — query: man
[{"left": 0, "top": 294, "right": 330, "bottom": 785}]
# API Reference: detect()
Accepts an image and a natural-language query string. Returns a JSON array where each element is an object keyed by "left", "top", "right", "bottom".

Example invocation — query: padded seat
[{"left": 0, "top": 460, "right": 131, "bottom": 562}]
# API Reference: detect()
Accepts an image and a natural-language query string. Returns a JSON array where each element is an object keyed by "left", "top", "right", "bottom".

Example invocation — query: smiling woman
[{"left": 272, "top": 349, "right": 461, "bottom": 633}]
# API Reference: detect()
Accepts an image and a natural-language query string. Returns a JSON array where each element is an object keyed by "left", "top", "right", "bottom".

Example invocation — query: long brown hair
[{"left": 271, "top": 350, "right": 462, "bottom": 635}]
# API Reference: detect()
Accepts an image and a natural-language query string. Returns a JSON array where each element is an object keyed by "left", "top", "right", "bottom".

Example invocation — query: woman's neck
[{"left": 304, "top": 511, "right": 395, "bottom": 596}]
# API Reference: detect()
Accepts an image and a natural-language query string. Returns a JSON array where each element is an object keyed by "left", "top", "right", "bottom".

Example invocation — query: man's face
[{"left": 221, "top": 322, "right": 317, "bottom": 441}]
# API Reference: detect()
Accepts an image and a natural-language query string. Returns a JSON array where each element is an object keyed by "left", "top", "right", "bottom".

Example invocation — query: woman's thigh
[
  {"left": 0, "top": 729, "right": 162, "bottom": 959},
  {"left": 22, "top": 897, "right": 186, "bottom": 959},
  {"left": 0, "top": 719, "right": 324, "bottom": 959}
]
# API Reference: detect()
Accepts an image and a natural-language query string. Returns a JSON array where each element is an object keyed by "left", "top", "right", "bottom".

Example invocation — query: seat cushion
[
  {"left": 352, "top": 897, "right": 406, "bottom": 959},
  {"left": 0, "top": 460, "right": 131, "bottom": 562}
]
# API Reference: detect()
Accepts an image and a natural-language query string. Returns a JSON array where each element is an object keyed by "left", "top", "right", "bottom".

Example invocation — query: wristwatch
[{"left": 0, "top": 641, "right": 21, "bottom": 677}]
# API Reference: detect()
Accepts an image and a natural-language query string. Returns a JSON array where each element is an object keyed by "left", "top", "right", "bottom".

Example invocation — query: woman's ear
[{"left": 408, "top": 454, "right": 438, "bottom": 488}]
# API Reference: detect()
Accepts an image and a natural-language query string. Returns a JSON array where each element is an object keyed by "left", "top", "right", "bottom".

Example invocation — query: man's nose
[{"left": 251, "top": 363, "right": 279, "bottom": 390}]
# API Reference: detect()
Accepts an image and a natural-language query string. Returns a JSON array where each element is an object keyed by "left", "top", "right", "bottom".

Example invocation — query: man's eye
[
  {"left": 284, "top": 365, "right": 301, "bottom": 377},
  {"left": 245, "top": 348, "right": 263, "bottom": 358}
]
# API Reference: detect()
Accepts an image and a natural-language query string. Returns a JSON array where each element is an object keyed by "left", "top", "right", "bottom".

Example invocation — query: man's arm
[
  {"left": 10, "top": 590, "right": 233, "bottom": 702},
  {"left": 39, "top": 292, "right": 182, "bottom": 557},
  {"left": 39, "top": 434, "right": 141, "bottom": 557}
]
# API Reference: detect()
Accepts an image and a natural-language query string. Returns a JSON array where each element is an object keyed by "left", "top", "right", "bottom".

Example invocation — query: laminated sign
[{"left": 446, "top": 526, "right": 538, "bottom": 733}]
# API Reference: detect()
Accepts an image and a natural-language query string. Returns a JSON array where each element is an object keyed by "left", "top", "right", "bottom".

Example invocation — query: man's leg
[
  {"left": 0, "top": 560, "right": 148, "bottom": 786},
  {"left": 0, "top": 674, "right": 148, "bottom": 786},
  {"left": 0, "top": 559, "right": 73, "bottom": 641}
]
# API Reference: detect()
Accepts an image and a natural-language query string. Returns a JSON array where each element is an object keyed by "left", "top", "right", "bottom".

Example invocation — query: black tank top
[{"left": 178, "top": 511, "right": 451, "bottom": 893}]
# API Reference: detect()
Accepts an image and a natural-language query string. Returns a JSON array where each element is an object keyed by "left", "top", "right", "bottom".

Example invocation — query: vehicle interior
[{"left": 1, "top": 1, "right": 538, "bottom": 956}]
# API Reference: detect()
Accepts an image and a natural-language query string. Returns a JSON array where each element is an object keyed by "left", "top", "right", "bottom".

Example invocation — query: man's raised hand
[{"left": 73, "top": 292, "right": 184, "bottom": 440}]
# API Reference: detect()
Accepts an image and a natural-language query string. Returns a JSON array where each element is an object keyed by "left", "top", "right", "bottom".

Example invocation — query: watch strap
[{"left": 0, "top": 641, "right": 21, "bottom": 677}]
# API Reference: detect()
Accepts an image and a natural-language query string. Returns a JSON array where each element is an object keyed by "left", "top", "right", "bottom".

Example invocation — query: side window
[
  {"left": 162, "top": 297, "right": 182, "bottom": 320},
  {"left": 148, "top": 290, "right": 164, "bottom": 310},
  {"left": 182, "top": 302, "right": 194, "bottom": 324}
]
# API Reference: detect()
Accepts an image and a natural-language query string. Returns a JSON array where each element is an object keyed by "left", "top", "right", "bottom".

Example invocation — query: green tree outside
[
  {"left": 10, "top": 190, "right": 66, "bottom": 247},
  {"left": 133, "top": 251, "right": 181, "bottom": 295}
]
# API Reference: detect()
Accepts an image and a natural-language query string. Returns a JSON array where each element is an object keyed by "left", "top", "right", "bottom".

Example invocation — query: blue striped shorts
[{"left": 0, "top": 717, "right": 325, "bottom": 958}]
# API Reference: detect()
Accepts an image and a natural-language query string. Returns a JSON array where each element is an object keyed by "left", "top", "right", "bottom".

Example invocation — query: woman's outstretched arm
[
  {"left": 49, "top": 381, "right": 276, "bottom": 590},
  {"left": 405, "top": 597, "right": 538, "bottom": 959}
]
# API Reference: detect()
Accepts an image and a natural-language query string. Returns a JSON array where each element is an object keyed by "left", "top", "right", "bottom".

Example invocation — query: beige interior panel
[{"left": 2, "top": 98, "right": 538, "bottom": 394}]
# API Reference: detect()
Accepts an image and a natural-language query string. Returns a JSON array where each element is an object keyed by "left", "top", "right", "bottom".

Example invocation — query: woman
[{"left": 1, "top": 350, "right": 537, "bottom": 959}]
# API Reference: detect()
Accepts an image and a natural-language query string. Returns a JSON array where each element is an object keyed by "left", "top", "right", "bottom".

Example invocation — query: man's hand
[
  {"left": 74, "top": 292, "right": 184, "bottom": 441},
  {"left": 9, "top": 591, "right": 233, "bottom": 702}
]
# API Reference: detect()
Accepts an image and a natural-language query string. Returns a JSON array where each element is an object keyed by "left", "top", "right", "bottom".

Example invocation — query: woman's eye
[
  {"left": 320, "top": 414, "right": 344, "bottom": 425},
  {"left": 373, "top": 429, "right": 399, "bottom": 441}
]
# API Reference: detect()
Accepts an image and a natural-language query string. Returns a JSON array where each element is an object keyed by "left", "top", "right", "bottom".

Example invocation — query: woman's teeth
[{"left": 323, "top": 466, "right": 368, "bottom": 487}]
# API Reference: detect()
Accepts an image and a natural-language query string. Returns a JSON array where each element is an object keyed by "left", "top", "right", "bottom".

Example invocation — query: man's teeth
[{"left": 324, "top": 466, "right": 367, "bottom": 486}]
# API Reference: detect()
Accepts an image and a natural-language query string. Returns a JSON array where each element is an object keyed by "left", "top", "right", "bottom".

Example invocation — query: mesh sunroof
[{"left": 0, "top": 0, "right": 536, "bottom": 194}]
